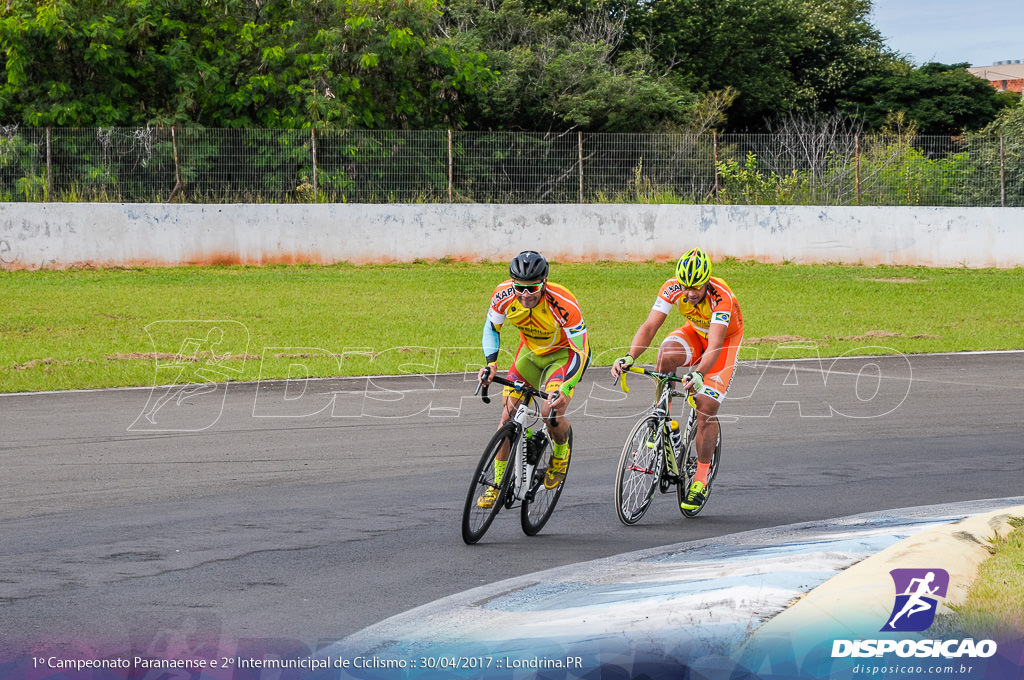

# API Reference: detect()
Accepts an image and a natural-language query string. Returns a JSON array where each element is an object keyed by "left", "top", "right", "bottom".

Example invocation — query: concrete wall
[{"left": 1, "top": 203, "right": 1021, "bottom": 270}]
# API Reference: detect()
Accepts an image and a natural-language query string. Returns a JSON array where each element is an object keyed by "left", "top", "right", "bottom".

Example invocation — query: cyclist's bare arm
[
  {"left": 611, "top": 309, "right": 668, "bottom": 377},
  {"left": 627, "top": 309, "right": 668, "bottom": 359}
]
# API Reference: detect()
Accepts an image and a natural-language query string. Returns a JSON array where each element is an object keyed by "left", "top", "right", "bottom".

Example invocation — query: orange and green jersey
[{"left": 482, "top": 281, "right": 591, "bottom": 389}]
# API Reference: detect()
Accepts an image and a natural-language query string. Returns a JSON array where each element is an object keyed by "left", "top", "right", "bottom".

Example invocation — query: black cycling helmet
[{"left": 508, "top": 250, "right": 549, "bottom": 281}]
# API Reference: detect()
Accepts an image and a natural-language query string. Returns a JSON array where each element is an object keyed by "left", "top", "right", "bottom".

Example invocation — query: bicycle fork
[{"left": 628, "top": 414, "right": 673, "bottom": 478}]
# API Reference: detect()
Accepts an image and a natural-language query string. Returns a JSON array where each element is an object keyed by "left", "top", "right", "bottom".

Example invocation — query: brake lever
[{"left": 476, "top": 366, "right": 494, "bottom": 404}]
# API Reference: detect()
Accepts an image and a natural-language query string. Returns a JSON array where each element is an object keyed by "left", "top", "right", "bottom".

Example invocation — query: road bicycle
[
  {"left": 613, "top": 366, "right": 721, "bottom": 525},
  {"left": 461, "top": 374, "right": 572, "bottom": 544}
]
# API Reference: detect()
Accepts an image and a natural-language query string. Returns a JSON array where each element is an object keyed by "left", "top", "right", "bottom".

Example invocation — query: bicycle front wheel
[
  {"left": 521, "top": 428, "right": 572, "bottom": 536},
  {"left": 462, "top": 423, "right": 517, "bottom": 544},
  {"left": 614, "top": 416, "right": 663, "bottom": 526},
  {"left": 678, "top": 415, "right": 722, "bottom": 518}
]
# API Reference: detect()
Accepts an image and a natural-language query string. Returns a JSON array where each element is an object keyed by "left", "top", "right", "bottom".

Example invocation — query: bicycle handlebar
[
  {"left": 474, "top": 371, "right": 558, "bottom": 427},
  {"left": 613, "top": 364, "right": 697, "bottom": 407},
  {"left": 614, "top": 365, "right": 684, "bottom": 392}
]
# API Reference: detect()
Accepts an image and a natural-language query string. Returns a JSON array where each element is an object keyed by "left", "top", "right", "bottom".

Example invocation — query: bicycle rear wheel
[
  {"left": 521, "top": 428, "right": 572, "bottom": 536},
  {"left": 462, "top": 423, "right": 517, "bottom": 544},
  {"left": 614, "top": 416, "right": 663, "bottom": 526},
  {"left": 678, "top": 414, "right": 722, "bottom": 518}
]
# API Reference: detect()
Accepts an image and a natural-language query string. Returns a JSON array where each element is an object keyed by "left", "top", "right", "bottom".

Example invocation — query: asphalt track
[{"left": 2, "top": 350, "right": 1022, "bottom": 662}]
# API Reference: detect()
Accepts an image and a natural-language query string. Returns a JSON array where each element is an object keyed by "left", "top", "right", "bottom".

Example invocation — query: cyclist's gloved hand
[
  {"left": 611, "top": 354, "right": 634, "bottom": 377},
  {"left": 684, "top": 370, "right": 704, "bottom": 393}
]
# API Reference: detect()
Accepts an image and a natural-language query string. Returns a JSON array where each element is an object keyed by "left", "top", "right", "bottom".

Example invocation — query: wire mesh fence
[{"left": 1, "top": 125, "right": 1021, "bottom": 206}]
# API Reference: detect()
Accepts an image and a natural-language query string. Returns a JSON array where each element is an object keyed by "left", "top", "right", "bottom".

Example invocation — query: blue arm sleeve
[{"left": 482, "top": 320, "right": 500, "bottom": 364}]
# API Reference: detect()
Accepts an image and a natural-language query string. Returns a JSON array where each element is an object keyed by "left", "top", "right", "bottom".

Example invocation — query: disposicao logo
[
  {"left": 882, "top": 568, "right": 949, "bottom": 632},
  {"left": 831, "top": 567, "right": 998, "bottom": 660}
]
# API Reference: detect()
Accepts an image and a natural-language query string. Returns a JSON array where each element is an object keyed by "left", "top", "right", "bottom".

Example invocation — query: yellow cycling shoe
[
  {"left": 544, "top": 451, "right": 570, "bottom": 489},
  {"left": 477, "top": 486, "right": 500, "bottom": 508},
  {"left": 680, "top": 480, "right": 708, "bottom": 510}
]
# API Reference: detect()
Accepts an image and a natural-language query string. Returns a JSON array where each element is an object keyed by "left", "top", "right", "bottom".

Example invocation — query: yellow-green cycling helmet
[{"left": 675, "top": 247, "right": 711, "bottom": 287}]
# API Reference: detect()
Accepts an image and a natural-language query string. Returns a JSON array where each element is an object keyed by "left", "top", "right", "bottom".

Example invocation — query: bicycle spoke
[
  {"left": 613, "top": 368, "right": 726, "bottom": 524},
  {"left": 614, "top": 418, "right": 662, "bottom": 525},
  {"left": 462, "top": 424, "right": 516, "bottom": 544},
  {"left": 521, "top": 429, "right": 571, "bottom": 536}
]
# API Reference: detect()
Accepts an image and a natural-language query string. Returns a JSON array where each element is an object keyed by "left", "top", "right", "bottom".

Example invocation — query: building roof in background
[
  {"left": 968, "top": 61, "right": 1024, "bottom": 81},
  {"left": 968, "top": 61, "right": 1024, "bottom": 93}
]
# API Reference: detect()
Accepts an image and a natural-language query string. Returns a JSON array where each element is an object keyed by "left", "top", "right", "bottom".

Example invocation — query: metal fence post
[
  {"left": 168, "top": 126, "right": 182, "bottom": 203},
  {"left": 578, "top": 131, "right": 583, "bottom": 204},
  {"left": 448, "top": 129, "right": 453, "bottom": 203},
  {"left": 45, "top": 127, "right": 52, "bottom": 202},
  {"left": 712, "top": 131, "right": 719, "bottom": 200},
  {"left": 1000, "top": 134, "right": 1006, "bottom": 208},
  {"left": 855, "top": 133, "right": 861, "bottom": 206},
  {"left": 311, "top": 127, "right": 318, "bottom": 202}
]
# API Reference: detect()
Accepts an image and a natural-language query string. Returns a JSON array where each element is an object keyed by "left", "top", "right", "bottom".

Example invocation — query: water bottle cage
[
  {"left": 669, "top": 429, "right": 684, "bottom": 453},
  {"left": 525, "top": 431, "right": 548, "bottom": 465}
]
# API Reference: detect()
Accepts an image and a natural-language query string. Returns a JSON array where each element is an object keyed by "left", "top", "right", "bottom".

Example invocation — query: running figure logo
[
  {"left": 882, "top": 568, "right": 950, "bottom": 632},
  {"left": 128, "top": 320, "right": 250, "bottom": 432}
]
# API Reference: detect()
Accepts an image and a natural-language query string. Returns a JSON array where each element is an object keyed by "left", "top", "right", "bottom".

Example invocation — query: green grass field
[{"left": 2, "top": 260, "right": 1023, "bottom": 393}]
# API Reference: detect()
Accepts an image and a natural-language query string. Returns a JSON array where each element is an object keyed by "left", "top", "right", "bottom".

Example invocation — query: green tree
[
  {"left": 621, "top": 0, "right": 893, "bottom": 129},
  {"left": 0, "top": 0, "right": 209, "bottom": 125},
  {"left": 0, "top": 0, "right": 494, "bottom": 128},
  {"left": 787, "top": 0, "right": 897, "bottom": 114},
  {"left": 2, "top": 0, "right": 1002, "bottom": 136},
  {"left": 277, "top": 0, "right": 495, "bottom": 129},
  {"left": 442, "top": 0, "right": 696, "bottom": 131},
  {"left": 842, "top": 62, "right": 1010, "bottom": 134}
]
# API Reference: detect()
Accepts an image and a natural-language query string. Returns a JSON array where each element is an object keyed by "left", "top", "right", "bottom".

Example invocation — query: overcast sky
[{"left": 870, "top": 0, "right": 1023, "bottom": 67}]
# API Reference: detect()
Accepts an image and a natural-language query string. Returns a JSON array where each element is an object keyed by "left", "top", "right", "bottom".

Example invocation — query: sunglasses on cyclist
[{"left": 512, "top": 282, "right": 544, "bottom": 293}]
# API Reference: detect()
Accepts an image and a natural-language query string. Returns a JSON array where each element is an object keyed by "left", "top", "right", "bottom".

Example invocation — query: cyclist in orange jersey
[
  {"left": 610, "top": 247, "right": 743, "bottom": 512},
  {"left": 476, "top": 251, "right": 592, "bottom": 507}
]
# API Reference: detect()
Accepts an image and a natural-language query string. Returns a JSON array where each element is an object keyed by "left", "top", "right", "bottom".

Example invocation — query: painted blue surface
[{"left": 322, "top": 500, "right": 1024, "bottom": 679}]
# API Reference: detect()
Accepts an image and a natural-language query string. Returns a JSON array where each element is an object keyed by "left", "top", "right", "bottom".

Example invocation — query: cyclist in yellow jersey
[
  {"left": 610, "top": 247, "right": 744, "bottom": 512},
  {"left": 476, "top": 251, "right": 592, "bottom": 507}
]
